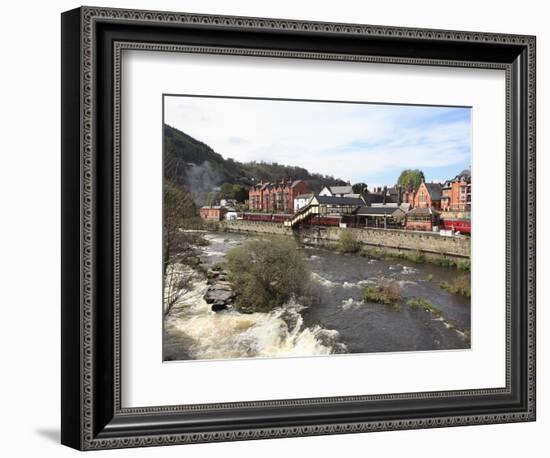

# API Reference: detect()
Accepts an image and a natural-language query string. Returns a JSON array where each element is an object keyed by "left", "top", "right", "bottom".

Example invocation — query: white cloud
[{"left": 164, "top": 96, "right": 471, "bottom": 183}]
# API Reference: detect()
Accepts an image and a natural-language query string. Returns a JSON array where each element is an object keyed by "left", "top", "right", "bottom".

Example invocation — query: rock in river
[{"left": 204, "top": 268, "right": 236, "bottom": 312}]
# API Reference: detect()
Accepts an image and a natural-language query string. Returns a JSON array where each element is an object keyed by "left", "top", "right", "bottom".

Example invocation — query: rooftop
[
  {"left": 314, "top": 195, "right": 365, "bottom": 206},
  {"left": 423, "top": 182, "right": 443, "bottom": 200},
  {"left": 355, "top": 206, "right": 404, "bottom": 216},
  {"left": 329, "top": 185, "right": 353, "bottom": 195}
]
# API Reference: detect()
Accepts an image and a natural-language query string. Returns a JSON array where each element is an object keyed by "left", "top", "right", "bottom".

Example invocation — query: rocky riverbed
[{"left": 163, "top": 231, "right": 471, "bottom": 361}]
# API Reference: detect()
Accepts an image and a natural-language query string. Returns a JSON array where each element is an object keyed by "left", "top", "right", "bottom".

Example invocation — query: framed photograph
[{"left": 61, "top": 6, "right": 536, "bottom": 450}]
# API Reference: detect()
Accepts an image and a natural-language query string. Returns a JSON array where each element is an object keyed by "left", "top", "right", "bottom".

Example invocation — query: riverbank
[
  {"left": 163, "top": 231, "right": 471, "bottom": 361},
  {"left": 218, "top": 219, "right": 470, "bottom": 266}
]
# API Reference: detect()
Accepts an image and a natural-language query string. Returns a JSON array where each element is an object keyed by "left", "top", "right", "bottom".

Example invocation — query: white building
[{"left": 293, "top": 193, "right": 314, "bottom": 212}]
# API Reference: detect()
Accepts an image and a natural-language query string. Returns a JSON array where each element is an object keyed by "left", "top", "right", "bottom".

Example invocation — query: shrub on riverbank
[
  {"left": 363, "top": 284, "right": 402, "bottom": 310},
  {"left": 440, "top": 275, "right": 471, "bottom": 297},
  {"left": 225, "top": 236, "right": 308, "bottom": 312},
  {"left": 337, "top": 229, "right": 361, "bottom": 253},
  {"left": 406, "top": 297, "right": 443, "bottom": 317}
]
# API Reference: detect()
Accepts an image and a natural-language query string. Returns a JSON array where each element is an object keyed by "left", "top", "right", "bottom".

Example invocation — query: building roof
[
  {"left": 423, "top": 182, "right": 443, "bottom": 200},
  {"left": 200, "top": 205, "right": 225, "bottom": 210},
  {"left": 456, "top": 168, "right": 471, "bottom": 178},
  {"left": 295, "top": 193, "right": 313, "bottom": 200},
  {"left": 364, "top": 192, "right": 385, "bottom": 205},
  {"left": 291, "top": 180, "right": 305, "bottom": 188},
  {"left": 329, "top": 185, "right": 353, "bottom": 195},
  {"left": 314, "top": 195, "right": 365, "bottom": 206},
  {"left": 355, "top": 206, "right": 404, "bottom": 216}
]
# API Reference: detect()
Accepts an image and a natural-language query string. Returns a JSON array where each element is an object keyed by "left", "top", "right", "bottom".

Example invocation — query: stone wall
[
  {"left": 222, "top": 220, "right": 292, "bottom": 236},
  {"left": 221, "top": 221, "right": 470, "bottom": 258}
]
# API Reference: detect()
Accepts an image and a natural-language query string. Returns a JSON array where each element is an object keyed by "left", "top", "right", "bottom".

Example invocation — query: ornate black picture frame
[{"left": 61, "top": 6, "right": 536, "bottom": 450}]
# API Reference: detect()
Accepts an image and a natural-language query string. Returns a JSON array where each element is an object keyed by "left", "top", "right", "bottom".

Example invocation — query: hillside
[{"left": 164, "top": 124, "right": 347, "bottom": 206}]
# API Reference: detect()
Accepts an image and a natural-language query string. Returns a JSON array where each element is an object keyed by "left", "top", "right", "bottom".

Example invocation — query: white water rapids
[{"left": 164, "top": 266, "right": 343, "bottom": 360}]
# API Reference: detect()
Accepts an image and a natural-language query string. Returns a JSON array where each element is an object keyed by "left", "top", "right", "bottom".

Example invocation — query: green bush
[
  {"left": 225, "top": 237, "right": 308, "bottom": 312},
  {"left": 440, "top": 275, "right": 471, "bottom": 297},
  {"left": 430, "top": 257, "right": 456, "bottom": 268},
  {"left": 395, "top": 250, "right": 426, "bottom": 264},
  {"left": 457, "top": 259, "right": 471, "bottom": 272},
  {"left": 406, "top": 297, "right": 443, "bottom": 317},
  {"left": 337, "top": 229, "right": 361, "bottom": 253},
  {"left": 363, "top": 284, "right": 402, "bottom": 310}
]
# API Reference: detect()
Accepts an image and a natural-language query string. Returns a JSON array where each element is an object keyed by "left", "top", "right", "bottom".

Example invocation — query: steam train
[
  {"left": 239, "top": 212, "right": 342, "bottom": 226},
  {"left": 439, "top": 217, "right": 471, "bottom": 235},
  {"left": 239, "top": 211, "right": 471, "bottom": 234},
  {"left": 240, "top": 212, "right": 291, "bottom": 223}
]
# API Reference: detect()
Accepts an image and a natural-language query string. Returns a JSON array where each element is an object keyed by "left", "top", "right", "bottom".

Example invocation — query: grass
[
  {"left": 394, "top": 250, "right": 426, "bottom": 263},
  {"left": 359, "top": 246, "right": 470, "bottom": 273},
  {"left": 363, "top": 284, "right": 403, "bottom": 311},
  {"left": 406, "top": 297, "right": 443, "bottom": 317},
  {"left": 440, "top": 275, "right": 471, "bottom": 298}
]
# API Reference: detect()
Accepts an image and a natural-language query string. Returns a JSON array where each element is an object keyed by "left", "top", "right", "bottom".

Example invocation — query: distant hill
[{"left": 164, "top": 124, "right": 347, "bottom": 206}]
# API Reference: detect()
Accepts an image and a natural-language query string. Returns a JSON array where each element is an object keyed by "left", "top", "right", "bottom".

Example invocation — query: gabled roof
[
  {"left": 355, "top": 206, "right": 405, "bottom": 216},
  {"left": 364, "top": 193, "right": 385, "bottom": 205},
  {"left": 329, "top": 185, "right": 353, "bottom": 195},
  {"left": 423, "top": 182, "right": 442, "bottom": 200},
  {"left": 314, "top": 195, "right": 365, "bottom": 206},
  {"left": 295, "top": 193, "right": 314, "bottom": 200}
]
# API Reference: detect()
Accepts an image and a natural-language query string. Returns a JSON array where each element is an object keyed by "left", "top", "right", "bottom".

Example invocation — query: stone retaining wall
[{"left": 221, "top": 220, "right": 470, "bottom": 258}]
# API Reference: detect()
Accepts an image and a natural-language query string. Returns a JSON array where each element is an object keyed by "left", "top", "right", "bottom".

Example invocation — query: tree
[
  {"left": 232, "top": 184, "right": 248, "bottom": 203},
  {"left": 225, "top": 237, "right": 308, "bottom": 312},
  {"left": 352, "top": 182, "right": 368, "bottom": 195},
  {"left": 218, "top": 182, "right": 248, "bottom": 203},
  {"left": 219, "top": 182, "right": 234, "bottom": 198},
  {"left": 397, "top": 169, "right": 425, "bottom": 190},
  {"left": 163, "top": 181, "right": 196, "bottom": 276},
  {"left": 163, "top": 181, "right": 198, "bottom": 316}
]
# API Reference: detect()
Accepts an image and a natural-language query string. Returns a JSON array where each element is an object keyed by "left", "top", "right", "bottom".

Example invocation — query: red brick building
[
  {"left": 402, "top": 188, "right": 416, "bottom": 208},
  {"left": 199, "top": 206, "right": 227, "bottom": 221},
  {"left": 441, "top": 169, "right": 471, "bottom": 212},
  {"left": 405, "top": 207, "right": 440, "bottom": 231},
  {"left": 248, "top": 179, "right": 310, "bottom": 213},
  {"left": 414, "top": 182, "right": 442, "bottom": 210}
]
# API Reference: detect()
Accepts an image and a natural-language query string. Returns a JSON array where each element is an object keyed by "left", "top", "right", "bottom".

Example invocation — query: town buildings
[
  {"left": 199, "top": 206, "right": 227, "bottom": 221},
  {"left": 248, "top": 179, "right": 310, "bottom": 213},
  {"left": 319, "top": 185, "right": 355, "bottom": 197},
  {"left": 441, "top": 169, "right": 471, "bottom": 212},
  {"left": 201, "top": 168, "right": 471, "bottom": 234},
  {"left": 294, "top": 193, "right": 314, "bottom": 212},
  {"left": 405, "top": 207, "right": 441, "bottom": 231},
  {"left": 414, "top": 182, "right": 443, "bottom": 209}
]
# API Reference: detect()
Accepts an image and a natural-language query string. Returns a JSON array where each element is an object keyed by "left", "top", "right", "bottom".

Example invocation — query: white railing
[{"left": 284, "top": 204, "right": 318, "bottom": 227}]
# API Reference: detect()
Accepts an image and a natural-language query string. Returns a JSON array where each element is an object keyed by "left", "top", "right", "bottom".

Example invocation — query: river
[{"left": 164, "top": 231, "right": 470, "bottom": 361}]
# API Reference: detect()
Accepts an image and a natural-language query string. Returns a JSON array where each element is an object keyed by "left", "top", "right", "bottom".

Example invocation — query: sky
[{"left": 164, "top": 95, "right": 471, "bottom": 187}]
